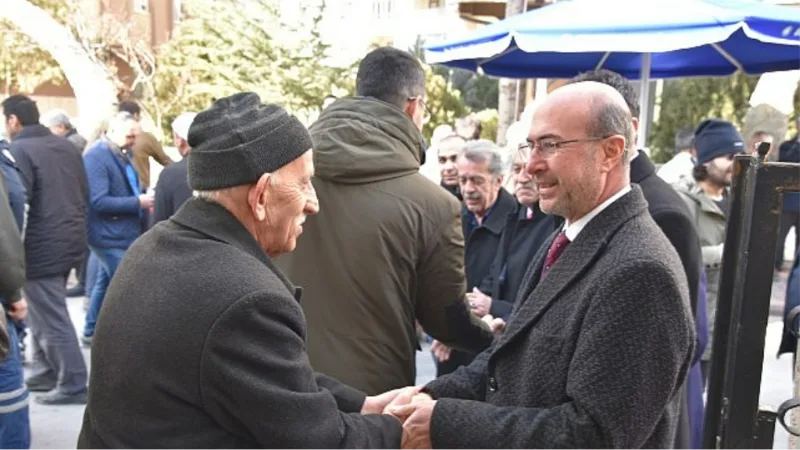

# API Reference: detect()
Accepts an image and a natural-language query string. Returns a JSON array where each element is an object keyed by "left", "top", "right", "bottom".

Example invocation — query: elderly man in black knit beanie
[{"left": 77, "top": 92, "right": 405, "bottom": 449}]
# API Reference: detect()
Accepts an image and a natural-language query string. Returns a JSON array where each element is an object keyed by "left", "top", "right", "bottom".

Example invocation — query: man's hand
[
  {"left": 8, "top": 298, "right": 27, "bottom": 321},
  {"left": 362, "top": 386, "right": 420, "bottom": 415},
  {"left": 466, "top": 287, "right": 491, "bottom": 318},
  {"left": 390, "top": 399, "right": 436, "bottom": 449},
  {"left": 139, "top": 192, "right": 154, "bottom": 210},
  {"left": 430, "top": 340, "right": 451, "bottom": 362},
  {"left": 481, "top": 314, "right": 505, "bottom": 337}
]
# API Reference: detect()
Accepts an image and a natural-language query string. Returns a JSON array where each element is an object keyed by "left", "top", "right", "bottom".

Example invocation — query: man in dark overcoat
[
  {"left": 389, "top": 82, "right": 695, "bottom": 448},
  {"left": 569, "top": 69, "right": 706, "bottom": 449},
  {"left": 77, "top": 93, "right": 404, "bottom": 448}
]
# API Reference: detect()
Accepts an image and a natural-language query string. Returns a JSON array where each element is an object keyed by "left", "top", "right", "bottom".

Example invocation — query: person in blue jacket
[{"left": 0, "top": 139, "right": 30, "bottom": 449}]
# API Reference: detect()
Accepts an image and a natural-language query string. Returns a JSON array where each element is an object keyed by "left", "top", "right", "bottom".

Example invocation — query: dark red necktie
[{"left": 541, "top": 232, "right": 570, "bottom": 279}]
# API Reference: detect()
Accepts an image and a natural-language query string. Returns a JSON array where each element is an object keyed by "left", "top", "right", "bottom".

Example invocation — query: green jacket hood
[{"left": 309, "top": 97, "right": 424, "bottom": 184}]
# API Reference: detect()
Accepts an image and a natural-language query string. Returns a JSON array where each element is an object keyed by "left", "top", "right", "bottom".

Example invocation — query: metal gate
[{"left": 703, "top": 144, "right": 800, "bottom": 449}]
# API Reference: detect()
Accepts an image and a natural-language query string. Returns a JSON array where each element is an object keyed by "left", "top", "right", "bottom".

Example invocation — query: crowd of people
[{"left": 0, "top": 45, "right": 797, "bottom": 449}]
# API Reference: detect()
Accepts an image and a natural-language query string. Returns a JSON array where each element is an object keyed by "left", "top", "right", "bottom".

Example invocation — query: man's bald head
[{"left": 537, "top": 81, "right": 634, "bottom": 162}]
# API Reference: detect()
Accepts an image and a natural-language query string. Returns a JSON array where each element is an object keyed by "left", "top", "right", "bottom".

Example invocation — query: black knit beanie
[
  {"left": 187, "top": 92, "right": 313, "bottom": 190},
  {"left": 694, "top": 119, "right": 744, "bottom": 166}
]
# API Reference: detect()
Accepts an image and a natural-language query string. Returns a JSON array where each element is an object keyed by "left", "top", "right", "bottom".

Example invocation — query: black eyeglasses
[
  {"left": 408, "top": 97, "right": 432, "bottom": 124},
  {"left": 518, "top": 136, "right": 614, "bottom": 160}
]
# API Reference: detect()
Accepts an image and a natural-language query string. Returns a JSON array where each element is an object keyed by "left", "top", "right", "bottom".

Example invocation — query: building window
[{"left": 133, "top": 0, "right": 148, "bottom": 13}]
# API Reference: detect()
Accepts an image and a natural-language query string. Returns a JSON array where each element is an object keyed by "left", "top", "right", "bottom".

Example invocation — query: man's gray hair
[
  {"left": 40, "top": 109, "right": 73, "bottom": 129},
  {"left": 458, "top": 139, "right": 505, "bottom": 177},
  {"left": 586, "top": 99, "right": 635, "bottom": 164},
  {"left": 193, "top": 172, "right": 281, "bottom": 202}
]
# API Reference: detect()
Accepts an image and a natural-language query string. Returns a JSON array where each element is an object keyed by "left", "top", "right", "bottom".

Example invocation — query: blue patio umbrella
[{"left": 425, "top": 0, "right": 800, "bottom": 147}]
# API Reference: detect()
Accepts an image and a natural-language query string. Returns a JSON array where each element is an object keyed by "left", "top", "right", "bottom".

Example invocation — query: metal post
[{"left": 636, "top": 53, "right": 652, "bottom": 150}]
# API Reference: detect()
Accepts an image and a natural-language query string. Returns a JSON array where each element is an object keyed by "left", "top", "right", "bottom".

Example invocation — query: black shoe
[
  {"left": 35, "top": 389, "right": 87, "bottom": 406},
  {"left": 66, "top": 285, "right": 85, "bottom": 297},
  {"left": 25, "top": 376, "right": 57, "bottom": 392}
]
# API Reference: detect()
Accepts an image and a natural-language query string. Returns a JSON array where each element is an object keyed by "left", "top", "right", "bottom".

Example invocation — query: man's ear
[
  {"left": 600, "top": 136, "right": 627, "bottom": 172},
  {"left": 404, "top": 99, "right": 417, "bottom": 120},
  {"left": 248, "top": 173, "right": 271, "bottom": 221}
]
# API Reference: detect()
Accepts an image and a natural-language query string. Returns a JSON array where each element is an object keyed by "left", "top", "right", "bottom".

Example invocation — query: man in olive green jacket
[
  {"left": 276, "top": 47, "right": 491, "bottom": 395},
  {"left": 675, "top": 118, "right": 743, "bottom": 384},
  {"left": 0, "top": 175, "right": 22, "bottom": 360}
]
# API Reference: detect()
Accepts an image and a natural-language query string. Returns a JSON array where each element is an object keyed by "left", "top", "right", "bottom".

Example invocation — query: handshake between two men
[{"left": 362, "top": 385, "right": 436, "bottom": 449}]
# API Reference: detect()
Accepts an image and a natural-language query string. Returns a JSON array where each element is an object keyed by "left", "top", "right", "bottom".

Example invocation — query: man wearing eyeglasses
[
  {"left": 387, "top": 81, "right": 694, "bottom": 449},
  {"left": 275, "top": 47, "right": 491, "bottom": 396},
  {"left": 570, "top": 69, "right": 705, "bottom": 449},
  {"left": 432, "top": 140, "right": 516, "bottom": 377}
]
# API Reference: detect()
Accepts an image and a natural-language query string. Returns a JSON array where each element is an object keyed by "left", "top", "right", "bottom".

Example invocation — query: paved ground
[{"left": 26, "top": 268, "right": 797, "bottom": 448}]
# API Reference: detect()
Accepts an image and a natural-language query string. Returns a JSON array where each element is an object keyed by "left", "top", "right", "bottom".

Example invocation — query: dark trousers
[
  {"left": 776, "top": 212, "right": 800, "bottom": 269},
  {"left": 25, "top": 276, "right": 88, "bottom": 395},
  {"left": 75, "top": 247, "right": 90, "bottom": 288}
]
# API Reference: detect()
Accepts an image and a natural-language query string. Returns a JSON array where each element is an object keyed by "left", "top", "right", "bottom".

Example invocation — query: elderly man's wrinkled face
[
  {"left": 255, "top": 150, "right": 319, "bottom": 256},
  {"left": 457, "top": 155, "right": 502, "bottom": 217},
  {"left": 526, "top": 99, "right": 605, "bottom": 223},
  {"left": 511, "top": 150, "right": 538, "bottom": 207}
]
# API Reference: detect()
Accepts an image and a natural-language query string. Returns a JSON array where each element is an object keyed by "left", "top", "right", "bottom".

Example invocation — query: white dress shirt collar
[{"left": 564, "top": 185, "right": 632, "bottom": 241}]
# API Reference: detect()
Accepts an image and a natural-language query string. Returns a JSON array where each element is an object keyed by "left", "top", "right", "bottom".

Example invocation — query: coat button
[{"left": 487, "top": 376, "right": 498, "bottom": 392}]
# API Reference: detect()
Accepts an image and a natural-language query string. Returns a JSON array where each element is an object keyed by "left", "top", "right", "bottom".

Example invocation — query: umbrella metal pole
[{"left": 637, "top": 53, "right": 652, "bottom": 151}]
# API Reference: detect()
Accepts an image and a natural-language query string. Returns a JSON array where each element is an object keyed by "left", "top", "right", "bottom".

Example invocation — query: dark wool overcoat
[
  {"left": 424, "top": 186, "right": 695, "bottom": 448},
  {"left": 77, "top": 198, "right": 401, "bottom": 448}
]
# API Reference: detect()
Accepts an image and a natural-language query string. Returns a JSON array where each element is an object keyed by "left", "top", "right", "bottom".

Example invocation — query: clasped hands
[{"left": 362, "top": 386, "right": 435, "bottom": 449}]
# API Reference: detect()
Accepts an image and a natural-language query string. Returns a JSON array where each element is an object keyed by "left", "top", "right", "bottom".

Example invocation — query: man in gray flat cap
[{"left": 77, "top": 92, "right": 404, "bottom": 448}]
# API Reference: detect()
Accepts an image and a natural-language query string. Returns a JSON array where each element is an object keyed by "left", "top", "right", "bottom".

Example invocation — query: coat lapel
[{"left": 495, "top": 186, "right": 650, "bottom": 351}]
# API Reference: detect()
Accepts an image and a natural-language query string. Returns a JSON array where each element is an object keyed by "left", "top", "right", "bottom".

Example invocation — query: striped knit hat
[{"left": 187, "top": 92, "right": 313, "bottom": 190}]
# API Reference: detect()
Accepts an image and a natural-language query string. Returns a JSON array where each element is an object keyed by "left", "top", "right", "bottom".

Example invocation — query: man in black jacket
[
  {"left": 433, "top": 140, "right": 516, "bottom": 377},
  {"left": 78, "top": 93, "right": 404, "bottom": 448},
  {"left": 469, "top": 147, "right": 562, "bottom": 320},
  {"left": 3, "top": 95, "right": 89, "bottom": 405},
  {"left": 152, "top": 112, "right": 197, "bottom": 224}
]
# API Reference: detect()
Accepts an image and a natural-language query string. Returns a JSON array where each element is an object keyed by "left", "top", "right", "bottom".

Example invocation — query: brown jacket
[
  {"left": 275, "top": 97, "right": 491, "bottom": 395},
  {"left": 131, "top": 131, "right": 172, "bottom": 189}
]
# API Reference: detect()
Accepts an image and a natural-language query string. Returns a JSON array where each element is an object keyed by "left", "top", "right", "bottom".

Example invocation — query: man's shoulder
[
  {"left": 404, "top": 176, "right": 462, "bottom": 225},
  {"left": 637, "top": 176, "right": 693, "bottom": 220},
  {"left": 136, "top": 224, "right": 293, "bottom": 301}
]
